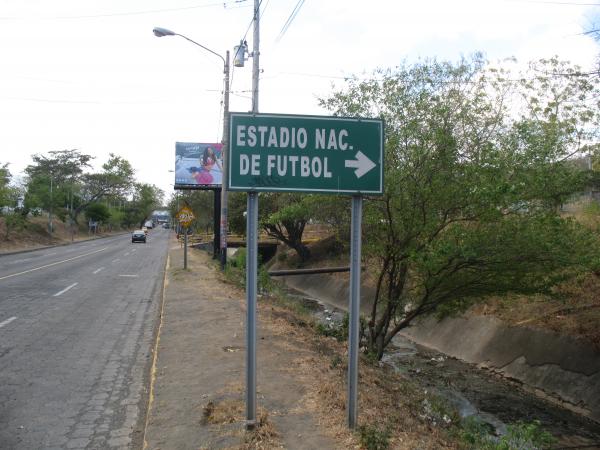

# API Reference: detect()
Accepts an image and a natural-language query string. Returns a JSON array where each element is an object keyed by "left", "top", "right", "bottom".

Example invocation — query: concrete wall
[
  {"left": 279, "top": 272, "right": 375, "bottom": 315},
  {"left": 401, "top": 315, "right": 600, "bottom": 423}
]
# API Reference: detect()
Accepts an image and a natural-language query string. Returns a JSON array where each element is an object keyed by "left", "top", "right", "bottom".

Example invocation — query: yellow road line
[{"left": 142, "top": 252, "right": 169, "bottom": 449}]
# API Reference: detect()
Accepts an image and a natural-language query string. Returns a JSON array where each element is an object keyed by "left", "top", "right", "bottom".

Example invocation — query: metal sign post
[
  {"left": 245, "top": 191, "right": 258, "bottom": 428},
  {"left": 347, "top": 195, "right": 362, "bottom": 428}
]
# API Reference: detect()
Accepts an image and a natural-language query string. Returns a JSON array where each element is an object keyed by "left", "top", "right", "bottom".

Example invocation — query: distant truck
[{"left": 144, "top": 220, "right": 154, "bottom": 229}]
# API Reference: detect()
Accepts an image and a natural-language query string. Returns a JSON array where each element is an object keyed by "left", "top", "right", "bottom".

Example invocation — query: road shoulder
[{"left": 143, "top": 238, "right": 337, "bottom": 449}]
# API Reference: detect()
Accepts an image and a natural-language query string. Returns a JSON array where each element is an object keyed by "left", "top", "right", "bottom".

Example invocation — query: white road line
[
  {"left": 0, "top": 247, "right": 108, "bottom": 281},
  {"left": 119, "top": 274, "right": 138, "bottom": 278},
  {"left": 92, "top": 267, "right": 105, "bottom": 274},
  {"left": 0, "top": 316, "right": 17, "bottom": 329},
  {"left": 45, "top": 252, "right": 57, "bottom": 256},
  {"left": 130, "top": 249, "right": 136, "bottom": 252},
  {"left": 12, "top": 258, "right": 34, "bottom": 263},
  {"left": 53, "top": 282, "right": 78, "bottom": 297},
  {"left": 112, "top": 258, "right": 120, "bottom": 263}
]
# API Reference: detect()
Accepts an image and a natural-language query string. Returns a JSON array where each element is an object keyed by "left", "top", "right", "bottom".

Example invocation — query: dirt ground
[{"left": 143, "top": 238, "right": 459, "bottom": 449}]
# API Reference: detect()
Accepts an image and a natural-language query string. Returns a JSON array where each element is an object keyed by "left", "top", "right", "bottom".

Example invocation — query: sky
[{"left": 1, "top": 0, "right": 599, "bottom": 200}]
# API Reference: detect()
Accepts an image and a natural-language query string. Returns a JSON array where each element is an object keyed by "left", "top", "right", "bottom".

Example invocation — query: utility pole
[
  {"left": 251, "top": 0, "right": 260, "bottom": 113},
  {"left": 246, "top": 0, "right": 260, "bottom": 430},
  {"left": 49, "top": 173, "right": 53, "bottom": 236},
  {"left": 219, "top": 50, "right": 230, "bottom": 269},
  {"left": 70, "top": 183, "right": 75, "bottom": 243}
]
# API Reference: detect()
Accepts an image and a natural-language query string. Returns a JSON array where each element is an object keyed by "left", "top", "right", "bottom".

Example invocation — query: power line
[
  {"left": 503, "top": 0, "right": 600, "bottom": 5},
  {"left": 0, "top": 96, "right": 101, "bottom": 104},
  {"left": 0, "top": 91, "right": 230, "bottom": 105},
  {"left": 276, "top": 0, "right": 305, "bottom": 43},
  {"left": 274, "top": 71, "right": 354, "bottom": 80},
  {"left": 0, "top": 0, "right": 249, "bottom": 21}
]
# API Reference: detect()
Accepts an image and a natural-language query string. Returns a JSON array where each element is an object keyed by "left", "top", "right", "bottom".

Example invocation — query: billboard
[{"left": 174, "top": 142, "right": 223, "bottom": 189}]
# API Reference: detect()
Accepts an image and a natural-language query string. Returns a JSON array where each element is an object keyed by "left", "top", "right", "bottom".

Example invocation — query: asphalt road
[{"left": 0, "top": 228, "right": 169, "bottom": 449}]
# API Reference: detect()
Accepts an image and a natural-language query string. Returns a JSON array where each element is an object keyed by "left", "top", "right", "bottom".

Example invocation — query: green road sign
[{"left": 228, "top": 113, "right": 383, "bottom": 195}]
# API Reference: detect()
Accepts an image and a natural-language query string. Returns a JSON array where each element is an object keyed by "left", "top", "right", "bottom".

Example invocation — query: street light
[{"left": 153, "top": 27, "right": 230, "bottom": 269}]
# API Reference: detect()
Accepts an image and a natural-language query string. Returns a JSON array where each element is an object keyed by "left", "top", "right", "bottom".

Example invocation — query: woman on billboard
[{"left": 192, "top": 146, "right": 222, "bottom": 185}]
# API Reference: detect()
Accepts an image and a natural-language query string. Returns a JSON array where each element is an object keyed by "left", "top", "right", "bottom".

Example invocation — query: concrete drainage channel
[{"left": 282, "top": 285, "right": 600, "bottom": 447}]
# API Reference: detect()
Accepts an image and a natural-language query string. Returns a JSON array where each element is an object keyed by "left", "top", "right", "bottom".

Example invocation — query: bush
[
  {"left": 500, "top": 421, "right": 556, "bottom": 449},
  {"left": 459, "top": 418, "right": 555, "bottom": 450},
  {"left": 225, "top": 248, "right": 273, "bottom": 292},
  {"left": 315, "top": 313, "right": 349, "bottom": 341},
  {"left": 357, "top": 424, "right": 391, "bottom": 450},
  {"left": 3, "top": 212, "right": 26, "bottom": 240}
]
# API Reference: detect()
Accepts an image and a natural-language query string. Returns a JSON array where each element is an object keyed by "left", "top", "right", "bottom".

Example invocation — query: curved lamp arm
[{"left": 153, "top": 27, "right": 225, "bottom": 68}]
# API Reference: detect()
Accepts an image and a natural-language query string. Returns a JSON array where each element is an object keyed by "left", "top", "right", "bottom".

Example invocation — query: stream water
[{"left": 285, "top": 289, "right": 600, "bottom": 449}]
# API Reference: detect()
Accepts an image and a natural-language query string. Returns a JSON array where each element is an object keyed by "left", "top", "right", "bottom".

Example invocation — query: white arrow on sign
[{"left": 345, "top": 151, "right": 376, "bottom": 179}]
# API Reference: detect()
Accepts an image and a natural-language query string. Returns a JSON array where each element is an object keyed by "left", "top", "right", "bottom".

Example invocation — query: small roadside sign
[
  {"left": 228, "top": 112, "right": 384, "bottom": 195},
  {"left": 176, "top": 206, "right": 195, "bottom": 228}
]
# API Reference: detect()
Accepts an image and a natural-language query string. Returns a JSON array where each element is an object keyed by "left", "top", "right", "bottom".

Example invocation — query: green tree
[
  {"left": 85, "top": 203, "right": 111, "bottom": 223},
  {"left": 75, "top": 154, "right": 135, "bottom": 222},
  {"left": 321, "top": 56, "right": 600, "bottom": 359},
  {"left": 227, "top": 191, "right": 248, "bottom": 236},
  {"left": 303, "top": 194, "right": 351, "bottom": 242},
  {"left": 260, "top": 193, "right": 311, "bottom": 262},
  {"left": 0, "top": 164, "right": 25, "bottom": 240},
  {"left": 184, "top": 190, "right": 214, "bottom": 234},
  {"left": 107, "top": 206, "right": 125, "bottom": 230},
  {"left": 0, "top": 163, "right": 14, "bottom": 208},
  {"left": 127, "top": 183, "right": 165, "bottom": 228},
  {"left": 23, "top": 149, "right": 92, "bottom": 221},
  {"left": 3, "top": 213, "right": 26, "bottom": 240}
]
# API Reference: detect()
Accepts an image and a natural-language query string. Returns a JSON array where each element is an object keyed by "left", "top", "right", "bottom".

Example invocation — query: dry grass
[
  {"left": 202, "top": 399, "right": 243, "bottom": 425},
  {"left": 201, "top": 398, "right": 284, "bottom": 449},
  {"left": 258, "top": 295, "right": 461, "bottom": 449},
  {"left": 472, "top": 273, "right": 600, "bottom": 350},
  {"left": 241, "top": 411, "right": 281, "bottom": 449}
]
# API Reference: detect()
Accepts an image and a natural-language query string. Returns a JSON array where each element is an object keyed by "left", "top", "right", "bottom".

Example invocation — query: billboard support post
[
  {"left": 213, "top": 190, "right": 220, "bottom": 259},
  {"left": 184, "top": 226, "right": 188, "bottom": 269}
]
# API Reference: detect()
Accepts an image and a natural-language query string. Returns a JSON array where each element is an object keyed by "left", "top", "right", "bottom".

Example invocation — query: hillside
[{"left": 0, "top": 216, "right": 125, "bottom": 254}]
